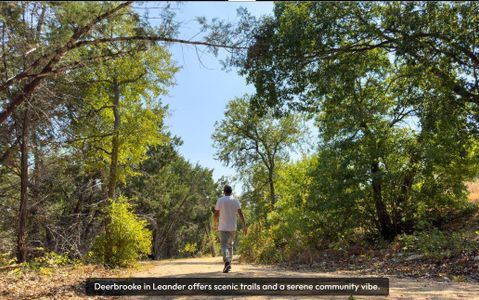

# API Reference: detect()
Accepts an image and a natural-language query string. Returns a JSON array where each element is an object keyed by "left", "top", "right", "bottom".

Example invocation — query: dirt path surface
[{"left": 131, "top": 256, "right": 479, "bottom": 300}]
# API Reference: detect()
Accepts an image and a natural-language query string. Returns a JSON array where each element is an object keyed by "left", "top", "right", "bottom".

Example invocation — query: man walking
[{"left": 214, "top": 185, "right": 247, "bottom": 273}]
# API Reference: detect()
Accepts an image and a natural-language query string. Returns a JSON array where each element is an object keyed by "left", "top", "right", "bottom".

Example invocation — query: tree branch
[
  {"left": 0, "top": 1, "right": 134, "bottom": 123},
  {"left": 0, "top": 1, "right": 133, "bottom": 94},
  {"left": 73, "top": 35, "right": 246, "bottom": 51}
]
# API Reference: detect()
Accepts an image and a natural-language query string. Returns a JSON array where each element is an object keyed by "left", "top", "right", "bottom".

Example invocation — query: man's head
[{"left": 223, "top": 185, "right": 232, "bottom": 196}]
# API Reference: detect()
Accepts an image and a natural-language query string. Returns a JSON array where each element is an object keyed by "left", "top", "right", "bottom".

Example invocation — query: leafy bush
[
  {"left": 396, "top": 229, "right": 479, "bottom": 259},
  {"left": 239, "top": 157, "right": 331, "bottom": 264},
  {"left": 91, "top": 196, "right": 151, "bottom": 267},
  {"left": 26, "top": 251, "right": 75, "bottom": 275},
  {"left": 29, "top": 251, "right": 72, "bottom": 269},
  {"left": 0, "top": 251, "right": 75, "bottom": 276},
  {"left": 0, "top": 252, "right": 16, "bottom": 267},
  {"left": 239, "top": 221, "right": 278, "bottom": 263},
  {"left": 179, "top": 243, "right": 198, "bottom": 257}
]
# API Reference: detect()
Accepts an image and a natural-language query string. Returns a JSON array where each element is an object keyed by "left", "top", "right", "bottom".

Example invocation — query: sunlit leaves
[{"left": 73, "top": 41, "right": 178, "bottom": 183}]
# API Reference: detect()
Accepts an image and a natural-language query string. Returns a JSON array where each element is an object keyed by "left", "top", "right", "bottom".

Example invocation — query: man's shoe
[{"left": 223, "top": 262, "right": 231, "bottom": 273}]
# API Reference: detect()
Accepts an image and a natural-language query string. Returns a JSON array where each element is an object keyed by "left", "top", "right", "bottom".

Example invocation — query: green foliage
[
  {"left": 124, "top": 138, "right": 218, "bottom": 259},
  {"left": 231, "top": 2, "right": 479, "bottom": 243},
  {"left": 212, "top": 95, "right": 303, "bottom": 171},
  {"left": 239, "top": 151, "right": 479, "bottom": 263},
  {"left": 73, "top": 45, "right": 178, "bottom": 183},
  {"left": 1, "top": 0, "right": 479, "bottom": 272},
  {"left": 267, "top": 156, "right": 318, "bottom": 257},
  {"left": 0, "top": 251, "right": 76, "bottom": 276},
  {"left": 28, "top": 252, "right": 73, "bottom": 270},
  {"left": 91, "top": 196, "right": 151, "bottom": 267},
  {"left": 239, "top": 222, "right": 279, "bottom": 264},
  {"left": 0, "top": 252, "right": 16, "bottom": 267},
  {"left": 179, "top": 243, "right": 198, "bottom": 257},
  {"left": 239, "top": 157, "right": 320, "bottom": 263},
  {"left": 234, "top": 2, "right": 479, "bottom": 127},
  {"left": 0, "top": 0, "right": 240, "bottom": 266},
  {"left": 231, "top": 1, "right": 479, "bottom": 242},
  {"left": 236, "top": 1, "right": 479, "bottom": 263},
  {"left": 395, "top": 229, "right": 479, "bottom": 260},
  {"left": 212, "top": 95, "right": 305, "bottom": 212}
]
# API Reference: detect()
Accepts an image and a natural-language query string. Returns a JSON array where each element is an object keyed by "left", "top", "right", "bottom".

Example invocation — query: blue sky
[{"left": 138, "top": 2, "right": 275, "bottom": 182}]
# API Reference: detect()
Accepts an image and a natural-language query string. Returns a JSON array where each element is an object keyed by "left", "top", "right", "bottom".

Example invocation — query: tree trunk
[
  {"left": 151, "top": 222, "right": 162, "bottom": 260},
  {"left": 371, "top": 161, "right": 394, "bottom": 241},
  {"left": 394, "top": 170, "right": 416, "bottom": 233},
  {"left": 268, "top": 169, "right": 276, "bottom": 208},
  {"left": 166, "top": 237, "right": 172, "bottom": 258},
  {"left": 30, "top": 132, "right": 44, "bottom": 253},
  {"left": 44, "top": 224, "right": 55, "bottom": 252},
  {"left": 72, "top": 178, "right": 88, "bottom": 256},
  {"left": 104, "top": 79, "right": 120, "bottom": 266},
  {"left": 16, "top": 108, "right": 30, "bottom": 262},
  {"left": 107, "top": 80, "right": 120, "bottom": 200}
]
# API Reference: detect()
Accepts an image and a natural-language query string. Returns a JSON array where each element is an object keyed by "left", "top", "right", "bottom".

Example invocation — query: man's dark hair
[{"left": 224, "top": 185, "right": 232, "bottom": 196}]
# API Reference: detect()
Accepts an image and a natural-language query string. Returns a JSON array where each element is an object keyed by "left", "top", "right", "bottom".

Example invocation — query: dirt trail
[{"left": 132, "top": 256, "right": 479, "bottom": 300}]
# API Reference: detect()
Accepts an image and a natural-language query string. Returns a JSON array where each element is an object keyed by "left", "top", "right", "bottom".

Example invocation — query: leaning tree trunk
[
  {"left": 371, "top": 161, "right": 394, "bottom": 241},
  {"left": 17, "top": 108, "right": 30, "bottom": 263}
]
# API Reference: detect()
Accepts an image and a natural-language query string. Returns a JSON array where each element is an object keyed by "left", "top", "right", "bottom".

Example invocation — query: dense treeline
[
  {"left": 124, "top": 138, "right": 219, "bottom": 260},
  {"left": 1, "top": 1, "right": 479, "bottom": 271},
  {"left": 214, "top": 2, "right": 479, "bottom": 263},
  {"left": 0, "top": 1, "right": 231, "bottom": 266}
]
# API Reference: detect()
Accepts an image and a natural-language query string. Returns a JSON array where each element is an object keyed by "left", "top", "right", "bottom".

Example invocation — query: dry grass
[
  {"left": 467, "top": 179, "right": 479, "bottom": 203},
  {"left": 0, "top": 263, "right": 151, "bottom": 300}
]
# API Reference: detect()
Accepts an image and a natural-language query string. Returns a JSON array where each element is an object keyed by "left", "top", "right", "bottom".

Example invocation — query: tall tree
[
  {"left": 0, "top": 1, "right": 243, "bottom": 263},
  {"left": 73, "top": 44, "right": 177, "bottom": 199},
  {"left": 75, "top": 45, "right": 177, "bottom": 266},
  {"left": 228, "top": 2, "right": 479, "bottom": 240},
  {"left": 0, "top": 1, "right": 243, "bottom": 124},
  {"left": 212, "top": 95, "right": 303, "bottom": 208},
  {"left": 232, "top": 2, "right": 478, "bottom": 129}
]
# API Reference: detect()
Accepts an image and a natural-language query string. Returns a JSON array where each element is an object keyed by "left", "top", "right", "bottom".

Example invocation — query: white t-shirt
[{"left": 215, "top": 196, "right": 241, "bottom": 231}]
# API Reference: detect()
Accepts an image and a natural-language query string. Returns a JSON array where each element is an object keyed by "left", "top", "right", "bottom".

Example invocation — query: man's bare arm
[
  {"left": 238, "top": 209, "right": 247, "bottom": 235},
  {"left": 214, "top": 209, "right": 219, "bottom": 231}
]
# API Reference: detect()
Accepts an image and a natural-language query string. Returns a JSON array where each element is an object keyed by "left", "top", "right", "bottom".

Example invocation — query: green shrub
[
  {"left": 26, "top": 251, "right": 75, "bottom": 275},
  {"left": 396, "top": 228, "right": 479, "bottom": 259},
  {"left": 29, "top": 251, "right": 71, "bottom": 269},
  {"left": 179, "top": 242, "right": 198, "bottom": 257},
  {"left": 238, "top": 221, "right": 286, "bottom": 264},
  {"left": 239, "top": 222, "right": 268, "bottom": 262},
  {"left": 0, "top": 252, "right": 15, "bottom": 267},
  {"left": 91, "top": 196, "right": 152, "bottom": 267},
  {"left": 0, "top": 251, "right": 75, "bottom": 275}
]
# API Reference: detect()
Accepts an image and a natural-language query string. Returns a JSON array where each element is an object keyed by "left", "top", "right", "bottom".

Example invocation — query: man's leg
[
  {"left": 222, "top": 231, "right": 235, "bottom": 273},
  {"left": 219, "top": 231, "right": 228, "bottom": 263},
  {"left": 219, "top": 231, "right": 235, "bottom": 273},
  {"left": 226, "top": 231, "right": 235, "bottom": 264},
  {"left": 219, "top": 231, "right": 231, "bottom": 273}
]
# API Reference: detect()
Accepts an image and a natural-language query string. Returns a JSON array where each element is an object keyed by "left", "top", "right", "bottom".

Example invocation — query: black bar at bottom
[{"left": 86, "top": 277, "right": 389, "bottom": 296}]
